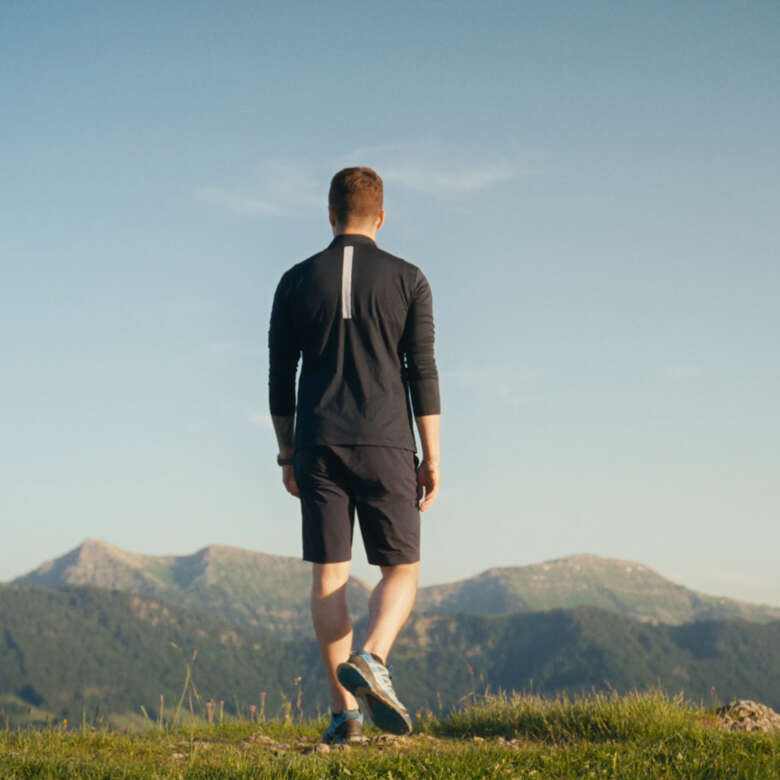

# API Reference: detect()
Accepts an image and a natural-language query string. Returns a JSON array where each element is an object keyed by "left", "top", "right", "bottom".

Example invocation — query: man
[{"left": 267, "top": 167, "right": 441, "bottom": 743}]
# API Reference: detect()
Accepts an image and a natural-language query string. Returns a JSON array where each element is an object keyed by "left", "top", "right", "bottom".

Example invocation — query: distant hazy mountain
[
  {"left": 13, "top": 539, "right": 371, "bottom": 639},
  {"left": 415, "top": 554, "right": 780, "bottom": 626},
  {"left": 2, "top": 584, "right": 779, "bottom": 729},
  {"left": 13, "top": 542, "right": 780, "bottom": 637}
]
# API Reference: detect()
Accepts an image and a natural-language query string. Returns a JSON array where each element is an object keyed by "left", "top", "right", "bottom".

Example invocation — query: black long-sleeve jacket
[{"left": 268, "top": 232, "right": 440, "bottom": 452}]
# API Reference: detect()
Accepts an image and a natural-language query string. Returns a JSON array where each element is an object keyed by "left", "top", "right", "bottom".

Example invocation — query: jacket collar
[{"left": 328, "top": 232, "right": 377, "bottom": 248}]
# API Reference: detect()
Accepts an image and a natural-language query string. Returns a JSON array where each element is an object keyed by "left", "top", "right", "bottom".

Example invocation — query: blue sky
[{"left": 2, "top": 1, "right": 778, "bottom": 604}]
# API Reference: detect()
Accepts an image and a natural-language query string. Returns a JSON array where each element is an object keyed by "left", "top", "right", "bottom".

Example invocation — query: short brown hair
[{"left": 328, "top": 167, "right": 383, "bottom": 225}]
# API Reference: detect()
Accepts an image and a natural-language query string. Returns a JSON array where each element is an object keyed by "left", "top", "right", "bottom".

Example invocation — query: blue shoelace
[{"left": 361, "top": 652, "right": 399, "bottom": 699}]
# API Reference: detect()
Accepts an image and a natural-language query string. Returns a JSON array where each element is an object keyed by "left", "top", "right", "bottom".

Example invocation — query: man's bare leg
[
  {"left": 361, "top": 561, "right": 420, "bottom": 663},
  {"left": 311, "top": 561, "right": 359, "bottom": 712}
]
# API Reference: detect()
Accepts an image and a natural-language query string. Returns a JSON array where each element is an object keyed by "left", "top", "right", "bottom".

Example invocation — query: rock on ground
[{"left": 716, "top": 700, "right": 780, "bottom": 734}]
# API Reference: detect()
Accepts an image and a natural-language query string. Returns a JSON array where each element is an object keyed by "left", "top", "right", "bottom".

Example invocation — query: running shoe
[
  {"left": 321, "top": 708, "right": 364, "bottom": 744},
  {"left": 337, "top": 650, "right": 412, "bottom": 735}
]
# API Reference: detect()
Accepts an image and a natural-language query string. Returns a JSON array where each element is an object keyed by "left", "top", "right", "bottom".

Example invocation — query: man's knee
[
  {"left": 379, "top": 561, "right": 420, "bottom": 582},
  {"left": 312, "top": 561, "right": 351, "bottom": 598}
]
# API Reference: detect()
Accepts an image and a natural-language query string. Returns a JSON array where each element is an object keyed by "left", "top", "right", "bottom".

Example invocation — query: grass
[
  {"left": 1, "top": 689, "right": 778, "bottom": 778},
  {"left": 437, "top": 688, "right": 707, "bottom": 741}
]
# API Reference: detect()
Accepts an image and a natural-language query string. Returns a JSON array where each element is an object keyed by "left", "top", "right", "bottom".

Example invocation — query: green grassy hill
[{"left": 1, "top": 691, "right": 778, "bottom": 778}]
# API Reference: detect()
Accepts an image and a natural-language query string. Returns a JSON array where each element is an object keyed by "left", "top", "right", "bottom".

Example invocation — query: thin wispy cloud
[
  {"left": 195, "top": 160, "right": 326, "bottom": 218},
  {"left": 197, "top": 143, "right": 528, "bottom": 217},
  {"left": 338, "top": 142, "right": 526, "bottom": 197},
  {"left": 195, "top": 186, "right": 283, "bottom": 217},
  {"left": 388, "top": 163, "right": 517, "bottom": 194}
]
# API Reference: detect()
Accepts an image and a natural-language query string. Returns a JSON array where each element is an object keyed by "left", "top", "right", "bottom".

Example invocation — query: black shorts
[{"left": 294, "top": 444, "right": 420, "bottom": 566}]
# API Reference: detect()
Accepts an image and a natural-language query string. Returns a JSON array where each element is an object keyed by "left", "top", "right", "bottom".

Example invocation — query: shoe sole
[{"left": 337, "top": 662, "right": 412, "bottom": 735}]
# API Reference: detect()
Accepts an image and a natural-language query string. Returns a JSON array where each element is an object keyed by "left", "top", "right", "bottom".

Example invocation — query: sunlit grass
[
  {"left": 1, "top": 690, "right": 778, "bottom": 778},
  {"left": 434, "top": 686, "right": 706, "bottom": 741}
]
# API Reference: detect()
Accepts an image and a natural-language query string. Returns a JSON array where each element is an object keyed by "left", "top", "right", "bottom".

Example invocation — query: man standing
[{"left": 267, "top": 167, "right": 441, "bottom": 743}]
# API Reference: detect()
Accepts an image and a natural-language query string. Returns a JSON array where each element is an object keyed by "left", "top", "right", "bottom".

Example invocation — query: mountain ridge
[
  {"left": 13, "top": 539, "right": 372, "bottom": 638},
  {"left": 12, "top": 540, "right": 780, "bottom": 632},
  {"left": 415, "top": 552, "right": 780, "bottom": 625}
]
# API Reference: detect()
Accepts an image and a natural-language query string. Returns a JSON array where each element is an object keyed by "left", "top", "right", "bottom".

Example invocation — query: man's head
[{"left": 328, "top": 167, "right": 385, "bottom": 237}]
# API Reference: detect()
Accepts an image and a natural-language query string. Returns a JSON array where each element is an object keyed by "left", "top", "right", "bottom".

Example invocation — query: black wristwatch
[{"left": 277, "top": 453, "right": 295, "bottom": 466}]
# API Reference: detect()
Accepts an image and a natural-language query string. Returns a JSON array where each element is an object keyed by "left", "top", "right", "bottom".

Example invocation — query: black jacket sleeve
[
  {"left": 401, "top": 268, "right": 441, "bottom": 416},
  {"left": 268, "top": 271, "right": 299, "bottom": 417}
]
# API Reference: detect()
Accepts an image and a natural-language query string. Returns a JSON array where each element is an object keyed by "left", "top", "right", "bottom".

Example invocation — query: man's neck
[{"left": 333, "top": 228, "right": 377, "bottom": 241}]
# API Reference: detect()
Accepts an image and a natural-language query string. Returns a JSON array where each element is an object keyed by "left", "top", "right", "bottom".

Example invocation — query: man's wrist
[
  {"left": 271, "top": 415, "right": 295, "bottom": 461},
  {"left": 277, "top": 452, "right": 295, "bottom": 466}
]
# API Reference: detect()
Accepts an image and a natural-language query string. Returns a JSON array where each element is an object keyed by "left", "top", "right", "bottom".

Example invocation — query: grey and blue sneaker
[
  {"left": 337, "top": 650, "right": 412, "bottom": 735},
  {"left": 321, "top": 708, "right": 364, "bottom": 744}
]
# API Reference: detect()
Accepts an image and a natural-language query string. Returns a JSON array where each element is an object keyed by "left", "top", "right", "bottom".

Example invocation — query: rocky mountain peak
[{"left": 76, "top": 538, "right": 139, "bottom": 565}]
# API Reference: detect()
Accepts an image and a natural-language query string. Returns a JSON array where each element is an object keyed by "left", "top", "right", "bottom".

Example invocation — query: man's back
[
  {"left": 269, "top": 232, "right": 439, "bottom": 452},
  {"left": 267, "top": 166, "right": 440, "bottom": 743}
]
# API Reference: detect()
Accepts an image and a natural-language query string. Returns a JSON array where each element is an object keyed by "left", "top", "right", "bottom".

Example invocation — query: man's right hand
[
  {"left": 416, "top": 461, "right": 440, "bottom": 512},
  {"left": 282, "top": 464, "right": 300, "bottom": 498}
]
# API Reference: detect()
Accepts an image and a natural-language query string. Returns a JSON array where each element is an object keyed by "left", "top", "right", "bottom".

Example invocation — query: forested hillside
[{"left": 2, "top": 584, "right": 779, "bottom": 730}]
